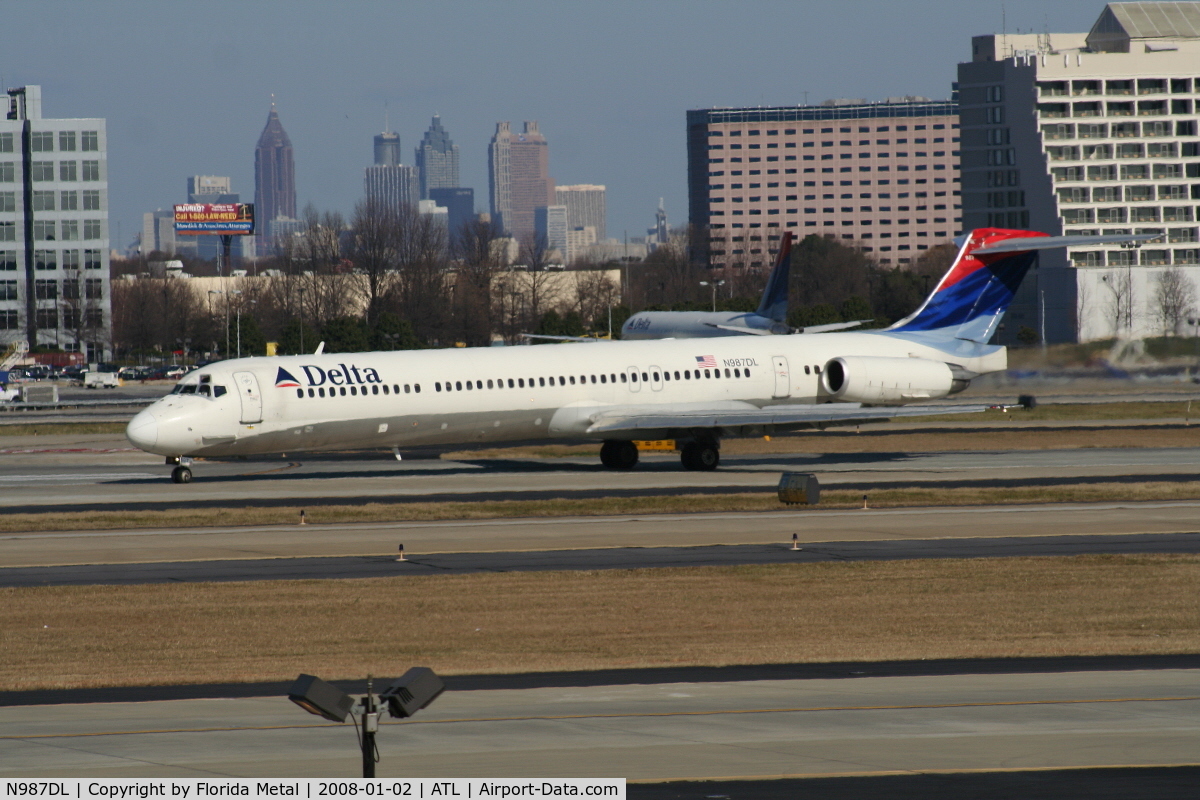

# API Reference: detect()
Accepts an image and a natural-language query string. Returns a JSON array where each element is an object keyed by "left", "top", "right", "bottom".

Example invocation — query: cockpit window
[
  {"left": 180, "top": 384, "right": 197, "bottom": 394},
  {"left": 213, "top": 386, "right": 227, "bottom": 398},
  {"left": 198, "top": 385, "right": 211, "bottom": 397}
]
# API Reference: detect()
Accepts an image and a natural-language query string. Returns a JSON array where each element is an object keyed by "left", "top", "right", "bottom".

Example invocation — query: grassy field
[
  {"left": 2, "top": 555, "right": 1196, "bottom": 691},
  {"left": 4, "top": 481, "right": 1200, "bottom": 534}
]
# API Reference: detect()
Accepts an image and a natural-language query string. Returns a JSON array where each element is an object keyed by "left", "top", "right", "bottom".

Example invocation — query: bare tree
[
  {"left": 1101, "top": 269, "right": 1134, "bottom": 337},
  {"left": 452, "top": 217, "right": 506, "bottom": 345},
  {"left": 348, "top": 197, "right": 400, "bottom": 326},
  {"left": 572, "top": 268, "right": 620, "bottom": 333},
  {"left": 391, "top": 207, "right": 452, "bottom": 345},
  {"left": 1153, "top": 267, "right": 1196, "bottom": 336}
]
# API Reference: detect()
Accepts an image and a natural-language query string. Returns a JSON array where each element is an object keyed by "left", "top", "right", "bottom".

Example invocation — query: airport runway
[
  {"left": 2, "top": 531, "right": 1199, "bottom": 586},
  {"left": 2, "top": 433, "right": 1200, "bottom": 513},
  {"left": 0, "top": 669, "right": 1196, "bottom": 781}
]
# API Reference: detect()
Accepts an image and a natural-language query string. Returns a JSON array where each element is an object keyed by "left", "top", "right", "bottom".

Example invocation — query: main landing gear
[
  {"left": 168, "top": 456, "right": 194, "bottom": 484},
  {"left": 599, "top": 440, "right": 639, "bottom": 470},
  {"left": 680, "top": 440, "right": 720, "bottom": 471}
]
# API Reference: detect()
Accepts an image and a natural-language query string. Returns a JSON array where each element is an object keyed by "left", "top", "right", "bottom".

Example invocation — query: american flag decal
[{"left": 695, "top": 355, "right": 717, "bottom": 368}]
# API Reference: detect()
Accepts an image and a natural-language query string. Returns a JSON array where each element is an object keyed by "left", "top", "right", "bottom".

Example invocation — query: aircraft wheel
[
  {"left": 681, "top": 442, "right": 720, "bottom": 471},
  {"left": 600, "top": 440, "right": 638, "bottom": 470},
  {"left": 171, "top": 466, "right": 192, "bottom": 484}
]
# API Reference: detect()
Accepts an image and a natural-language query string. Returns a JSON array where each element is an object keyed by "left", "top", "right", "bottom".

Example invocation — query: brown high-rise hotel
[
  {"left": 489, "top": 121, "right": 553, "bottom": 240},
  {"left": 688, "top": 99, "right": 961, "bottom": 268},
  {"left": 254, "top": 102, "right": 296, "bottom": 255}
]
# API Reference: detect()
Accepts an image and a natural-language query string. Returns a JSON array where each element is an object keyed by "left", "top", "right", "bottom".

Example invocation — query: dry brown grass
[
  {"left": 5, "top": 482, "right": 1200, "bottom": 534},
  {"left": 0, "top": 422, "right": 127, "bottom": 437},
  {"left": 2, "top": 555, "right": 1196, "bottom": 691}
]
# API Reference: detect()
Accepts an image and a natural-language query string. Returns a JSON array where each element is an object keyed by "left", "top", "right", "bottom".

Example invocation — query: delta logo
[
  {"left": 277, "top": 364, "right": 385, "bottom": 388},
  {"left": 275, "top": 367, "right": 302, "bottom": 388}
]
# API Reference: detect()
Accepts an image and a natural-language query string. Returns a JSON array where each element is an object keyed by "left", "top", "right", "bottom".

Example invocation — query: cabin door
[
  {"left": 234, "top": 371, "right": 263, "bottom": 424},
  {"left": 771, "top": 356, "right": 790, "bottom": 399}
]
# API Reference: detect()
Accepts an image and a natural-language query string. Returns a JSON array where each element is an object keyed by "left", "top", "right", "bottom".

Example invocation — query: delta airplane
[
  {"left": 126, "top": 228, "right": 1154, "bottom": 483},
  {"left": 620, "top": 232, "right": 866, "bottom": 339}
]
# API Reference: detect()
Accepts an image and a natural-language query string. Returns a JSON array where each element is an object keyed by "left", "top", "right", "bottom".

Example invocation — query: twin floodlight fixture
[{"left": 288, "top": 668, "right": 445, "bottom": 777}]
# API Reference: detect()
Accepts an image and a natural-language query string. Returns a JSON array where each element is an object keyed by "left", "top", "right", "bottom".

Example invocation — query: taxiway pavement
[{"left": 1, "top": 669, "right": 1196, "bottom": 779}]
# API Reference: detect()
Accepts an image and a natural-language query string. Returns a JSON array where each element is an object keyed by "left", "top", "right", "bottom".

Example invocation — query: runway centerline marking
[{"left": 5, "top": 695, "right": 1196, "bottom": 740}]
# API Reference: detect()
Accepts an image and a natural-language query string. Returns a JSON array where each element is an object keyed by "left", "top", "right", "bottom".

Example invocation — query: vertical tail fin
[
  {"left": 755, "top": 231, "right": 793, "bottom": 323},
  {"left": 887, "top": 228, "right": 1047, "bottom": 344}
]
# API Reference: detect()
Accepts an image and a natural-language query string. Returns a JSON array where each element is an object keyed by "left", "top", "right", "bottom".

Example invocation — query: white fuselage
[{"left": 125, "top": 332, "right": 1005, "bottom": 458}]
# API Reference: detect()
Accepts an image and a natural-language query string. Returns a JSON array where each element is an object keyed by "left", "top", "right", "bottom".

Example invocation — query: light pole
[{"left": 699, "top": 279, "right": 725, "bottom": 312}]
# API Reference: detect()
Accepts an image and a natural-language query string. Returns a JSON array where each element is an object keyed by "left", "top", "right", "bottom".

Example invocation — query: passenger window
[
  {"left": 319, "top": 388, "right": 326, "bottom": 397},
  {"left": 404, "top": 384, "right": 411, "bottom": 393},
  {"left": 653, "top": 372, "right": 660, "bottom": 381},
  {"left": 294, "top": 389, "right": 302, "bottom": 399},
  {"left": 519, "top": 378, "right": 525, "bottom": 388},
  {"left": 705, "top": 369, "right": 711, "bottom": 378},
  {"left": 307, "top": 388, "right": 314, "bottom": 397},
  {"left": 340, "top": 387, "right": 347, "bottom": 396},
  {"left": 745, "top": 369, "right": 751, "bottom": 377},
  {"left": 350, "top": 386, "right": 358, "bottom": 396},
  {"left": 724, "top": 369, "right": 731, "bottom": 378},
  {"left": 804, "top": 365, "right": 811, "bottom": 375},
  {"left": 436, "top": 382, "right": 442, "bottom": 392},
  {"left": 684, "top": 370, "right": 691, "bottom": 379},
  {"left": 382, "top": 385, "right": 389, "bottom": 395},
  {"left": 610, "top": 374, "right": 617, "bottom": 383},
  {"left": 487, "top": 379, "right": 493, "bottom": 389},
  {"left": 507, "top": 379, "right": 514, "bottom": 388},
  {"left": 466, "top": 381, "right": 472, "bottom": 390},
  {"left": 455, "top": 381, "right": 462, "bottom": 391},
  {"left": 569, "top": 376, "right": 576, "bottom": 385},
  {"left": 372, "top": 385, "right": 379, "bottom": 395},
  {"left": 414, "top": 384, "right": 420, "bottom": 393},
  {"left": 539, "top": 377, "right": 545, "bottom": 387},
  {"left": 641, "top": 373, "right": 648, "bottom": 382},
  {"left": 630, "top": 373, "right": 637, "bottom": 382},
  {"left": 734, "top": 368, "right": 740, "bottom": 378},
  {"left": 591, "top": 375, "right": 597, "bottom": 383},
  {"left": 815, "top": 365, "right": 821, "bottom": 374},
  {"left": 600, "top": 374, "right": 607, "bottom": 383},
  {"left": 620, "top": 373, "right": 627, "bottom": 383}
]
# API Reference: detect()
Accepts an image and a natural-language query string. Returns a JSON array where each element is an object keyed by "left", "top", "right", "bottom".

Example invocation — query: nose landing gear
[{"left": 167, "top": 456, "right": 194, "bottom": 484}]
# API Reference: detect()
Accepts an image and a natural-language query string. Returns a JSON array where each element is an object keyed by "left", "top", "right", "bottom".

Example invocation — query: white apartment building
[
  {"left": 1, "top": 86, "right": 110, "bottom": 360},
  {"left": 959, "top": 2, "right": 1200, "bottom": 343}
]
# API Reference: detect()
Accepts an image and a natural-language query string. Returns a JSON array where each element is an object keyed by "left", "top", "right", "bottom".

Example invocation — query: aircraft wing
[
  {"left": 585, "top": 401, "right": 987, "bottom": 436},
  {"left": 519, "top": 333, "right": 603, "bottom": 342},
  {"left": 707, "top": 323, "right": 774, "bottom": 336}
]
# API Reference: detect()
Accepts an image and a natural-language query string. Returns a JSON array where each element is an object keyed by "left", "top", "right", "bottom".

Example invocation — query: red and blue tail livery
[
  {"left": 887, "top": 228, "right": 1047, "bottom": 344},
  {"left": 275, "top": 367, "right": 302, "bottom": 388}
]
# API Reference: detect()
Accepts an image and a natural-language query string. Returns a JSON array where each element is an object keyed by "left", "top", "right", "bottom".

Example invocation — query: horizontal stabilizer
[{"left": 973, "top": 232, "right": 1160, "bottom": 255}]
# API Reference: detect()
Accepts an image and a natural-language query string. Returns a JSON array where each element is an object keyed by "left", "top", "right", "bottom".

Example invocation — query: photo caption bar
[{"left": 1, "top": 781, "right": 625, "bottom": 800}]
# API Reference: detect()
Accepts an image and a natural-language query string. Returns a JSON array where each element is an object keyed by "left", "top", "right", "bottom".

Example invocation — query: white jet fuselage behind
[{"left": 126, "top": 332, "right": 1004, "bottom": 459}]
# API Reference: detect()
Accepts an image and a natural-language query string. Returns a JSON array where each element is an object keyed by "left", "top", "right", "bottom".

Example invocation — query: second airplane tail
[{"left": 755, "top": 231, "right": 793, "bottom": 324}]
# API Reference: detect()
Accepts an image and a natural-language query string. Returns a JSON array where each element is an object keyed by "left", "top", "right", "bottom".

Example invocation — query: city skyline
[{"left": 2, "top": 0, "right": 1111, "bottom": 254}]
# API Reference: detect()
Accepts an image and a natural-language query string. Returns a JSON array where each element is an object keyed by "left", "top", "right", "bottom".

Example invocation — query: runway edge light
[
  {"left": 380, "top": 667, "right": 445, "bottom": 718},
  {"left": 288, "top": 673, "right": 355, "bottom": 722}
]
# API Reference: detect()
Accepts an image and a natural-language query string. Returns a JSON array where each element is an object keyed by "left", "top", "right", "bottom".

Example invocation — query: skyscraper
[
  {"left": 429, "top": 187, "right": 474, "bottom": 238},
  {"left": 556, "top": 184, "right": 607, "bottom": 241},
  {"left": 488, "top": 121, "right": 513, "bottom": 234},
  {"left": 490, "top": 120, "right": 553, "bottom": 240},
  {"left": 364, "top": 128, "right": 417, "bottom": 210},
  {"left": 416, "top": 115, "right": 460, "bottom": 199},
  {"left": 254, "top": 101, "right": 296, "bottom": 255}
]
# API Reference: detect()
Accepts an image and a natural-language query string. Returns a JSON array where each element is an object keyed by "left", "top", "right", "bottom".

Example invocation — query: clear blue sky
[{"left": 5, "top": 0, "right": 1109, "bottom": 253}]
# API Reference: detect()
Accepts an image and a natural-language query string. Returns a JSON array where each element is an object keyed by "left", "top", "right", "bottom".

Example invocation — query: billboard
[{"left": 174, "top": 203, "right": 255, "bottom": 235}]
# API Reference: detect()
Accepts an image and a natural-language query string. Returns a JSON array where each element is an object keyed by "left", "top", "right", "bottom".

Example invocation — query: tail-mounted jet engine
[{"left": 820, "top": 356, "right": 974, "bottom": 404}]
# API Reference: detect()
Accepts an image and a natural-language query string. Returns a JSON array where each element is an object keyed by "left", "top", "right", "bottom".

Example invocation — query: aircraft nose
[{"left": 126, "top": 409, "right": 159, "bottom": 450}]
